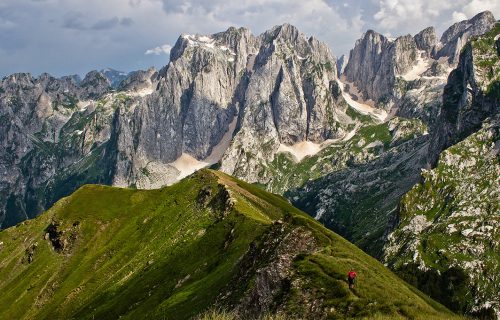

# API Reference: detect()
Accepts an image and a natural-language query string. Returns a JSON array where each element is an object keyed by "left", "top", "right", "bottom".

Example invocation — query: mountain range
[{"left": 0, "top": 10, "right": 498, "bottom": 319}]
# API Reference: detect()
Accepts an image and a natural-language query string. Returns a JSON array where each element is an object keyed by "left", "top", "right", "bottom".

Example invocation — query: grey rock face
[
  {"left": 343, "top": 30, "right": 392, "bottom": 103},
  {"left": 1, "top": 23, "right": 351, "bottom": 226},
  {"left": 220, "top": 23, "right": 348, "bottom": 183},
  {"left": 344, "top": 11, "right": 496, "bottom": 131},
  {"left": 414, "top": 26, "right": 438, "bottom": 56},
  {"left": 430, "top": 23, "right": 500, "bottom": 163},
  {"left": 343, "top": 30, "right": 418, "bottom": 105}
]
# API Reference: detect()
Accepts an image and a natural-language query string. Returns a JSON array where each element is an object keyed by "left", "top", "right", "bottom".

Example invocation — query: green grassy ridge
[{"left": 0, "top": 170, "right": 457, "bottom": 319}]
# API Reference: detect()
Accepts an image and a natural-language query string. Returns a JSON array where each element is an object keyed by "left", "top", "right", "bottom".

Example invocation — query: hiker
[{"left": 347, "top": 269, "right": 357, "bottom": 289}]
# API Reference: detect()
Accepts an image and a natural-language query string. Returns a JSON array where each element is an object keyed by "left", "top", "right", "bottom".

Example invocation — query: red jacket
[{"left": 348, "top": 271, "right": 357, "bottom": 279}]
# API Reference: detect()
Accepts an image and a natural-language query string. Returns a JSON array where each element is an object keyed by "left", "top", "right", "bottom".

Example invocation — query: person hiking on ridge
[{"left": 347, "top": 269, "right": 357, "bottom": 289}]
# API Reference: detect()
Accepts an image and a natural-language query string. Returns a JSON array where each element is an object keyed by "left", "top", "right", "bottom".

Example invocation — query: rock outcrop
[
  {"left": 414, "top": 26, "right": 438, "bottom": 56},
  {"left": 342, "top": 11, "right": 496, "bottom": 122},
  {"left": 430, "top": 22, "right": 500, "bottom": 163},
  {"left": 220, "top": 24, "right": 348, "bottom": 183},
  {"left": 384, "top": 23, "right": 500, "bottom": 318},
  {"left": 436, "top": 11, "right": 496, "bottom": 63}
]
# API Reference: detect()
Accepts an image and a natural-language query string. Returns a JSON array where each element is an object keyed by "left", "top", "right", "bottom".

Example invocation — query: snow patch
[
  {"left": 171, "top": 154, "right": 209, "bottom": 180},
  {"left": 278, "top": 141, "right": 321, "bottom": 162},
  {"left": 337, "top": 78, "right": 388, "bottom": 122},
  {"left": 182, "top": 34, "right": 235, "bottom": 54},
  {"left": 182, "top": 34, "right": 215, "bottom": 48},
  {"left": 400, "top": 51, "right": 431, "bottom": 81}
]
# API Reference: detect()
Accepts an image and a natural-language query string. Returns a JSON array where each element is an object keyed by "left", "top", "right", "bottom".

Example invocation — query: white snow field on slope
[
  {"left": 171, "top": 117, "right": 238, "bottom": 179},
  {"left": 277, "top": 141, "right": 322, "bottom": 162},
  {"left": 337, "top": 77, "right": 388, "bottom": 122},
  {"left": 171, "top": 154, "right": 209, "bottom": 180},
  {"left": 277, "top": 132, "right": 356, "bottom": 163},
  {"left": 399, "top": 51, "right": 431, "bottom": 81}
]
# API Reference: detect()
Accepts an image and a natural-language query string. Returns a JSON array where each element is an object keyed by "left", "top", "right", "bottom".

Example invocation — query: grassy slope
[{"left": 0, "top": 170, "right": 457, "bottom": 319}]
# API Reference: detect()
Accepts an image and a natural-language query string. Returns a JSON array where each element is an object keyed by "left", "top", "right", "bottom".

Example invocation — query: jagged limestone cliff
[
  {"left": 384, "top": 24, "right": 500, "bottom": 318},
  {"left": 288, "top": 12, "right": 497, "bottom": 258},
  {"left": 343, "top": 11, "right": 496, "bottom": 124},
  {"left": 384, "top": 116, "right": 499, "bottom": 318},
  {"left": 1, "top": 24, "right": 354, "bottom": 228}
]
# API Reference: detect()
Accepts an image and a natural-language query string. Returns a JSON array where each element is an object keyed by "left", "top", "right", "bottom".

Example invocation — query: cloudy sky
[{"left": 0, "top": 0, "right": 498, "bottom": 77}]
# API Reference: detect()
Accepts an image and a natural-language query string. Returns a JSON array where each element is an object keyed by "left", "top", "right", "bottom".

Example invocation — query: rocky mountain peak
[
  {"left": 101, "top": 68, "right": 130, "bottom": 88},
  {"left": 213, "top": 26, "right": 255, "bottom": 52},
  {"left": 414, "top": 26, "right": 437, "bottom": 55},
  {"left": 362, "top": 29, "right": 388, "bottom": 45},
  {"left": 264, "top": 23, "right": 301, "bottom": 43},
  {"left": 170, "top": 26, "right": 259, "bottom": 65},
  {"left": 437, "top": 10, "right": 496, "bottom": 62},
  {"left": 2, "top": 72, "right": 35, "bottom": 87},
  {"left": 119, "top": 67, "right": 157, "bottom": 92},
  {"left": 343, "top": 29, "right": 396, "bottom": 103},
  {"left": 80, "top": 70, "right": 111, "bottom": 99}
]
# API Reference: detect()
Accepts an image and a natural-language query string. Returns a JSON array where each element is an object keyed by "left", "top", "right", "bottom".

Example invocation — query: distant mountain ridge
[
  {"left": 100, "top": 68, "right": 130, "bottom": 88},
  {"left": 343, "top": 11, "right": 496, "bottom": 113},
  {"left": 1, "top": 23, "right": 351, "bottom": 228}
]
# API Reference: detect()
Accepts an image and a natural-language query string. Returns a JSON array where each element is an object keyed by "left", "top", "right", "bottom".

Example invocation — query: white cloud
[
  {"left": 374, "top": 0, "right": 456, "bottom": 29},
  {"left": 462, "top": 0, "right": 500, "bottom": 17},
  {"left": 452, "top": 11, "right": 467, "bottom": 22},
  {"left": 372, "top": 0, "right": 498, "bottom": 38},
  {"left": 0, "top": 0, "right": 498, "bottom": 77},
  {"left": 145, "top": 44, "right": 172, "bottom": 55},
  {"left": 156, "top": 0, "right": 366, "bottom": 56}
]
